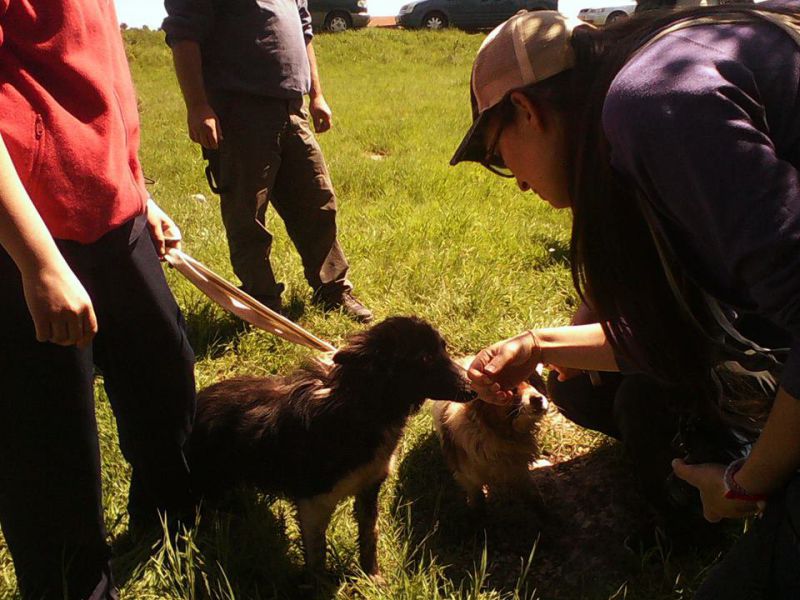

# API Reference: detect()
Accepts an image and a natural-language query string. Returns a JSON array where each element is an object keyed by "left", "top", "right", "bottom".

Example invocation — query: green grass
[{"left": 0, "top": 28, "right": 730, "bottom": 599}]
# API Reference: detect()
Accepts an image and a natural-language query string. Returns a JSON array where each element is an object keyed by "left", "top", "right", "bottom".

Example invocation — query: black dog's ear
[
  {"left": 333, "top": 328, "right": 371, "bottom": 366},
  {"left": 332, "top": 347, "right": 360, "bottom": 365},
  {"left": 332, "top": 346, "right": 392, "bottom": 369}
]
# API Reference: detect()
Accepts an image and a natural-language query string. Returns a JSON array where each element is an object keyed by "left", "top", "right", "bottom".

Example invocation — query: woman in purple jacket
[{"left": 454, "top": 2, "right": 800, "bottom": 597}]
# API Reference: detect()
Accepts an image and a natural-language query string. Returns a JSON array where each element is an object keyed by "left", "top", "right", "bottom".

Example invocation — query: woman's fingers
[{"left": 467, "top": 372, "right": 513, "bottom": 405}]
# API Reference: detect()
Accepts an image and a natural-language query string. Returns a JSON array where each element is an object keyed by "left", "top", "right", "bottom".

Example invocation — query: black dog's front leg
[
  {"left": 296, "top": 496, "right": 337, "bottom": 573},
  {"left": 354, "top": 477, "right": 385, "bottom": 579}
]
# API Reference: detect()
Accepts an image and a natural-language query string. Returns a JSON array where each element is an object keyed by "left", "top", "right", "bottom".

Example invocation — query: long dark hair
[{"left": 513, "top": 5, "right": 797, "bottom": 392}]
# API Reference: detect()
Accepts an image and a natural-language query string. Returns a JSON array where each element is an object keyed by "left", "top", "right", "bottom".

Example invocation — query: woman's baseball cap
[{"left": 450, "top": 10, "right": 591, "bottom": 166}]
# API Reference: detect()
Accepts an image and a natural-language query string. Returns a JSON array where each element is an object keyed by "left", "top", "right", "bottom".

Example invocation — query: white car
[{"left": 577, "top": 4, "right": 636, "bottom": 25}]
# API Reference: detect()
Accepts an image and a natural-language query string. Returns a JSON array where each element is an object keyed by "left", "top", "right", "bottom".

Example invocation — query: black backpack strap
[{"left": 636, "top": 192, "right": 788, "bottom": 374}]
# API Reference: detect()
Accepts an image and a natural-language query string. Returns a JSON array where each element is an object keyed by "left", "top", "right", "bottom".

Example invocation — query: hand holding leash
[{"left": 146, "top": 198, "right": 182, "bottom": 259}]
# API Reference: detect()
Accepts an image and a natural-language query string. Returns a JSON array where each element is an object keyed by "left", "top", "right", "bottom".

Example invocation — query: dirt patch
[
  {"left": 366, "top": 149, "right": 389, "bottom": 161},
  {"left": 368, "top": 16, "right": 397, "bottom": 28}
]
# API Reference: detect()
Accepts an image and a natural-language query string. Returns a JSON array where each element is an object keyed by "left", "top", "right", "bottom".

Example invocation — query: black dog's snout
[
  {"left": 425, "top": 360, "right": 478, "bottom": 402},
  {"left": 453, "top": 387, "right": 478, "bottom": 402}
]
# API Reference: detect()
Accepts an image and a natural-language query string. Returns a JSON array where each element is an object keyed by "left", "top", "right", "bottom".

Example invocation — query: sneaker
[{"left": 314, "top": 291, "right": 373, "bottom": 323}]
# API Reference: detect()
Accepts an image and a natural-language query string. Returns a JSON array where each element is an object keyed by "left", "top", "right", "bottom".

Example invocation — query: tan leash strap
[{"left": 165, "top": 248, "right": 337, "bottom": 353}]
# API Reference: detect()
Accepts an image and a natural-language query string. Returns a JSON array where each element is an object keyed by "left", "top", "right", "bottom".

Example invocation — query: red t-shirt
[{"left": 0, "top": 0, "right": 147, "bottom": 243}]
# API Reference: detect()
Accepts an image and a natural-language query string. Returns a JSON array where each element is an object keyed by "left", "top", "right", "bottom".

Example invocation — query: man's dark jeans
[
  {"left": 0, "top": 218, "right": 195, "bottom": 599},
  {"left": 210, "top": 91, "right": 352, "bottom": 304}
]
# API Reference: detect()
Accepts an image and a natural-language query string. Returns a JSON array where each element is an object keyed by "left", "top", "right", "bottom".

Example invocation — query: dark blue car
[
  {"left": 397, "top": 0, "right": 557, "bottom": 30},
  {"left": 309, "top": 0, "right": 370, "bottom": 32}
]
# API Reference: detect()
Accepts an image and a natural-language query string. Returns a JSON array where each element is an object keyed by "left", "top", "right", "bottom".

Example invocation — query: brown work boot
[{"left": 313, "top": 290, "right": 373, "bottom": 323}]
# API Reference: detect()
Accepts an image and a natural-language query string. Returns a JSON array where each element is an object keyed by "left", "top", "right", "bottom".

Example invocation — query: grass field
[{"left": 0, "top": 28, "right": 734, "bottom": 599}]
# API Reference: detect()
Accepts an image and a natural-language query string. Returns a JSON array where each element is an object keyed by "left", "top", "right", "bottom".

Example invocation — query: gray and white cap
[{"left": 450, "top": 10, "right": 592, "bottom": 166}]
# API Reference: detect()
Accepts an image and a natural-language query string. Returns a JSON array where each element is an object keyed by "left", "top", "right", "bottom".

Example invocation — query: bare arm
[
  {"left": 169, "top": 39, "right": 222, "bottom": 149},
  {"left": 733, "top": 387, "right": 800, "bottom": 495},
  {"left": 306, "top": 41, "right": 332, "bottom": 133},
  {"left": 468, "top": 323, "right": 618, "bottom": 404},
  {"left": 536, "top": 324, "right": 618, "bottom": 372},
  {"left": 0, "top": 134, "right": 96, "bottom": 347}
]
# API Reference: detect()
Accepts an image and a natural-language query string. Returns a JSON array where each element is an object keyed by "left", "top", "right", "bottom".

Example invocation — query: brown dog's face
[
  {"left": 454, "top": 357, "right": 548, "bottom": 432},
  {"left": 332, "top": 317, "right": 476, "bottom": 403},
  {"left": 507, "top": 374, "right": 549, "bottom": 433}
]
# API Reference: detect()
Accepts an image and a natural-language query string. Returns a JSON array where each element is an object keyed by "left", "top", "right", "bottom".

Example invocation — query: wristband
[
  {"left": 723, "top": 458, "right": 769, "bottom": 502},
  {"left": 526, "top": 329, "right": 542, "bottom": 367}
]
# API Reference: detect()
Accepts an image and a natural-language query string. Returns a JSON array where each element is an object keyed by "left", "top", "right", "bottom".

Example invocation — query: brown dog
[
  {"left": 187, "top": 317, "right": 475, "bottom": 578},
  {"left": 432, "top": 359, "right": 549, "bottom": 510}
]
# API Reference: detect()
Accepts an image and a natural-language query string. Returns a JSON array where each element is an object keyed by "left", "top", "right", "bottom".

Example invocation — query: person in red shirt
[{"left": 0, "top": 2, "right": 196, "bottom": 598}]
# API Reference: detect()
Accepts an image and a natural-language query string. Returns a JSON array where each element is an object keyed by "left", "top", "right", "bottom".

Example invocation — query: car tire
[
  {"left": 606, "top": 11, "right": 629, "bottom": 24},
  {"left": 325, "top": 11, "right": 352, "bottom": 32},
  {"left": 422, "top": 11, "right": 448, "bottom": 29}
]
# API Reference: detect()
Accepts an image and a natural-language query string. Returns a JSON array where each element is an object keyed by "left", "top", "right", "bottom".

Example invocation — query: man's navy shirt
[{"left": 163, "top": 0, "right": 313, "bottom": 99}]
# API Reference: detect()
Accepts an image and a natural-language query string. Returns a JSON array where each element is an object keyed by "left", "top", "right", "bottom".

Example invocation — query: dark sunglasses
[{"left": 480, "top": 113, "right": 514, "bottom": 179}]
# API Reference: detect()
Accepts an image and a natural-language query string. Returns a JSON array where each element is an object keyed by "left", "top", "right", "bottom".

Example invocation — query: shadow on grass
[
  {"left": 182, "top": 297, "right": 308, "bottom": 361},
  {"left": 182, "top": 299, "right": 246, "bottom": 361},
  {"left": 392, "top": 431, "right": 545, "bottom": 594},
  {"left": 115, "top": 492, "right": 345, "bottom": 600},
  {"left": 530, "top": 237, "right": 570, "bottom": 271},
  {"left": 392, "top": 431, "right": 704, "bottom": 599}
]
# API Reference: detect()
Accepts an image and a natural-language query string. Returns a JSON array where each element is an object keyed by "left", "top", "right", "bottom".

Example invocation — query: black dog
[{"left": 187, "top": 316, "right": 474, "bottom": 578}]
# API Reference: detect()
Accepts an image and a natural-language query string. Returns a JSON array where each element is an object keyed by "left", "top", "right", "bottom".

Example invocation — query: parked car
[
  {"left": 397, "top": 0, "right": 557, "bottom": 31},
  {"left": 636, "top": 0, "right": 744, "bottom": 10},
  {"left": 309, "top": 0, "right": 370, "bottom": 32},
  {"left": 577, "top": 4, "right": 635, "bottom": 26}
]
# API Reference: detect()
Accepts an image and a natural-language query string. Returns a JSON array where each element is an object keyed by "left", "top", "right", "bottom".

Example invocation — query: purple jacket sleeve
[
  {"left": 602, "top": 22, "right": 800, "bottom": 397},
  {"left": 162, "top": 0, "right": 214, "bottom": 46}
]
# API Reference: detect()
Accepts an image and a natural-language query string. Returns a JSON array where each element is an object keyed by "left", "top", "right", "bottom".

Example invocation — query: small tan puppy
[{"left": 432, "top": 358, "right": 549, "bottom": 510}]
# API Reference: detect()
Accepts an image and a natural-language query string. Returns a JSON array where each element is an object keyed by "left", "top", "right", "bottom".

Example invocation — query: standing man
[{"left": 163, "top": 0, "right": 373, "bottom": 323}]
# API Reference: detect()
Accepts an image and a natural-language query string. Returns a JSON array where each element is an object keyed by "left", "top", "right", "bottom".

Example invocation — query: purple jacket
[{"left": 602, "top": 0, "right": 800, "bottom": 396}]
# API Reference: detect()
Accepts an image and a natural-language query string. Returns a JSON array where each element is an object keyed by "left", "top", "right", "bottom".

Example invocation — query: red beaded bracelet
[{"left": 723, "top": 458, "right": 769, "bottom": 502}]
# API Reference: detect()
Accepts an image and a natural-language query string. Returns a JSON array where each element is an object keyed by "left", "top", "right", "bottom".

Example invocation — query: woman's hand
[
  {"left": 21, "top": 261, "right": 97, "bottom": 348},
  {"left": 547, "top": 363, "right": 583, "bottom": 382},
  {"left": 672, "top": 459, "right": 762, "bottom": 522},
  {"left": 467, "top": 330, "right": 541, "bottom": 405},
  {"left": 146, "top": 198, "right": 182, "bottom": 259}
]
